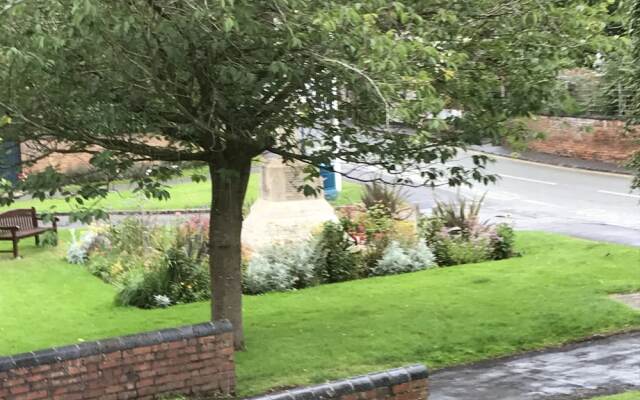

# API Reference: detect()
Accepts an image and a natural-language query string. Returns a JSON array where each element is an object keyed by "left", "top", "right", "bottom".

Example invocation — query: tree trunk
[{"left": 209, "top": 153, "right": 253, "bottom": 350}]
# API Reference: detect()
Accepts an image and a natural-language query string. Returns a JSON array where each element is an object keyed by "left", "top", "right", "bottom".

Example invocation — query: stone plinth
[
  {"left": 260, "top": 158, "right": 314, "bottom": 201},
  {"left": 242, "top": 158, "right": 338, "bottom": 250}
]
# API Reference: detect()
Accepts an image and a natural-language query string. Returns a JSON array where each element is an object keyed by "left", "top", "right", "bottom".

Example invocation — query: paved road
[
  {"left": 429, "top": 331, "right": 640, "bottom": 400},
  {"left": 346, "top": 153, "right": 640, "bottom": 246}
]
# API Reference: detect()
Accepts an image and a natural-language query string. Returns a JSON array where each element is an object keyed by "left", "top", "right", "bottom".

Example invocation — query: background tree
[
  {"left": 628, "top": 0, "right": 640, "bottom": 189},
  {"left": 0, "top": 0, "right": 609, "bottom": 348}
]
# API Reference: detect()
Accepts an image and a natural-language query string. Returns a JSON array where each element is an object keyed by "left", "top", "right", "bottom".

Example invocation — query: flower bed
[
  {"left": 244, "top": 192, "right": 518, "bottom": 295},
  {"left": 66, "top": 188, "right": 518, "bottom": 304},
  {"left": 67, "top": 216, "right": 210, "bottom": 308}
]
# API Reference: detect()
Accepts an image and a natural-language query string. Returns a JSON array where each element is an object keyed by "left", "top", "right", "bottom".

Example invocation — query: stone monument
[{"left": 242, "top": 157, "right": 338, "bottom": 250}]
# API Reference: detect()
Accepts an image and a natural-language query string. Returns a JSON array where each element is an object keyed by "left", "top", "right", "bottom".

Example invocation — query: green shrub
[
  {"left": 162, "top": 247, "right": 210, "bottom": 304},
  {"left": 244, "top": 256, "right": 296, "bottom": 295},
  {"left": 114, "top": 247, "right": 209, "bottom": 308},
  {"left": 312, "top": 222, "right": 362, "bottom": 283},
  {"left": 491, "top": 223, "right": 517, "bottom": 260},
  {"left": 431, "top": 196, "right": 486, "bottom": 237},
  {"left": 243, "top": 241, "right": 316, "bottom": 294},
  {"left": 371, "top": 240, "right": 435, "bottom": 276},
  {"left": 420, "top": 197, "right": 517, "bottom": 267},
  {"left": 39, "top": 231, "right": 58, "bottom": 247},
  {"left": 87, "top": 255, "right": 116, "bottom": 282},
  {"left": 441, "top": 236, "right": 492, "bottom": 266},
  {"left": 361, "top": 182, "right": 408, "bottom": 217},
  {"left": 114, "top": 267, "right": 166, "bottom": 308},
  {"left": 361, "top": 234, "right": 391, "bottom": 276}
]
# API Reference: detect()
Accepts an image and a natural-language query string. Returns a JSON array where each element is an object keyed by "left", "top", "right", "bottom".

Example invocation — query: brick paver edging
[{"left": 246, "top": 365, "right": 429, "bottom": 400}]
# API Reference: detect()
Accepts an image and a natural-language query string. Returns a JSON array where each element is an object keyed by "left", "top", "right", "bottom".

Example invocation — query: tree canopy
[
  {"left": 628, "top": 0, "right": 640, "bottom": 189},
  {"left": 0, "top": 0, "right": 612, "bottom": 347}
]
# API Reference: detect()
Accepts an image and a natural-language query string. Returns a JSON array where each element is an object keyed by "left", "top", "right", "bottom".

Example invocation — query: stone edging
[
  {"left": 0, "top": 320, "right": 232, "bottom": 372},
  {"left": 245, "top": 365, "right": 429, "bottom": 400}
]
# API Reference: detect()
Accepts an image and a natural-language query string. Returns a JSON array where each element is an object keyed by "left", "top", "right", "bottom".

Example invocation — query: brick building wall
[
  {"left": 526, "top": 116, "right": 640, "bottom": 164},
  {"left": 246, "top": 365, "right": 429, "bottom": 400},
  {"left": 0, "top": 321, "right": 235, "bottom": 400}
]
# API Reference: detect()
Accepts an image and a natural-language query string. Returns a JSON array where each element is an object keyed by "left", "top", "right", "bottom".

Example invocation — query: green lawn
[
  {"left": 0, "top": 175, "right": 362, "bottom": 212},
  {"left": 0, "top": 233, "right": 639, "bottom": 396},
  {"left": 592, "top": 392, "right": 640, "bottom": 400}
]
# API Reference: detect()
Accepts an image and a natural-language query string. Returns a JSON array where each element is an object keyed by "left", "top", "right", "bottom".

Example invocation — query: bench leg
[
  {"left": 12, "top": 239, "right": 18, "bottom": 258},
  {"left": 35, "top": 235, "right": 40, "bottom": 247}
]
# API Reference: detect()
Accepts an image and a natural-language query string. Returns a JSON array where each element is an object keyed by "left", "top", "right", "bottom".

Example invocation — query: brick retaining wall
[
  {"left": 246, "top": 365, "right": 429, "bottom": 400},
  {"left": 526, "top": 116, "right": 639, "bottom": 164},
  {"left": 0, "top": 321, "right": 235, "bottom": 400}
]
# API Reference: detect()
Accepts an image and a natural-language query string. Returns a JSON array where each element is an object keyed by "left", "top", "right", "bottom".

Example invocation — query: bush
[
  {"left": 161, "top": 246, "right": 210, "bottom": 304},
  {"left": 372, "top": 240, "right": 435, "bottom": 276},
  {"left": 440, "top": 236, "right": 492, "bottom": 266},
  {"left": 115, "top": 267, "right": 165, "bottom": 308},
  {"left": 491, "top": 223, "right": 517, "bottom": 260},
  {"left": 420, "top": 197, "right": 517, "bottom": 266},
  {"left": 66, "top": 228, "right": 110, "bottom": 264},
  {"left": 244, "top": 256, "right": 296, "bottom": 295},
  {"left": 407, "top": 240, "right": 436, "bottom": 269},
  {"left": 243, "top": 242, "right": 316, "bottom": 294},
  {"left": 311, "top": 222, "right": 362, "bottom": 283},
  {"left": 115, "top": 247, "right": 209, "bottom": 308},
  {"left": 39, "top": 231, "right": 58, "bottom": 247},
  {"left": 361, "top": 182, "right": 408, "bottom": 217},
  {"left": 431, "top": 196, "right": 486, "bottom": 236}
]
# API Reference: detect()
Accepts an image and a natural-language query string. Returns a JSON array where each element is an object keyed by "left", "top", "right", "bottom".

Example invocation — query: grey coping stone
[{"left": 245, "top": 365, "right": 429, "bottom": 400}]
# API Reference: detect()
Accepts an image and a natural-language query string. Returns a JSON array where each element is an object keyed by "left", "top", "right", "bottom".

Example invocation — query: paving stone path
[{"left": 429, "top": 332, "right": 640, "bottom": 400}]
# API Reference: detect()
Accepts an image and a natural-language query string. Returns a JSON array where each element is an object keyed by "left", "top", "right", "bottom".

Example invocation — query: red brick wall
[
  {"left": 0, "top": 321, "right": 235, "bottom": 400},
  {"left": 246, "top": 365, "right": 429, "bottom": 400},
  {"left": 526, "top": 116, "right": 640, "bottom": 163}
]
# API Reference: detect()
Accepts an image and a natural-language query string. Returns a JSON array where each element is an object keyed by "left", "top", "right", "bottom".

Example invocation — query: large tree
[
  {"left": 628, "top": 0, "right": 640, "bottom": 189},
  {"left": 0, "top": 0, "right": 609, "bottom": 348}
]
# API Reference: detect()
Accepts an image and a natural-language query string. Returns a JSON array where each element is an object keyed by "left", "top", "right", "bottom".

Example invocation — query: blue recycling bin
[{"left": 320, "top": 165, "right": 338, "bottom": 201}]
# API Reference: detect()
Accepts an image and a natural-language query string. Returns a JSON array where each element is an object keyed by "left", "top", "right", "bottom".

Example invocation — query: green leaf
[
  {"left": 223, "top": 17, "right": 235, "bottom": 32},
  {"left": 0, "top": 115, "right": 11, "bottom": 127}
]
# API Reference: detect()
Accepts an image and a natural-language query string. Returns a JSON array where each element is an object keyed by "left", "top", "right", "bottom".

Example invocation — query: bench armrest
[{"left": 0, "top": 226, "right": 19, "bottom": 235}]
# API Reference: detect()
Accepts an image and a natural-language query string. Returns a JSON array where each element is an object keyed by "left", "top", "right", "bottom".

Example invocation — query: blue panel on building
[{"left": 0, "top": 141, "right": 21, "bottom": 184}]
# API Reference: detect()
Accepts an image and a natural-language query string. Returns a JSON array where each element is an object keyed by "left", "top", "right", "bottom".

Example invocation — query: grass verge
[
  {"left": 0, "top": 174, "right": 362, "bottom": 212},
  {"left": 0, "top": 232, "right": 638, "bottom": 395}
]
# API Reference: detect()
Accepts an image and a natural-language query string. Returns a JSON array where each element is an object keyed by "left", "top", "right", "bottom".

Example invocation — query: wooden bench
[{"left": 0, "top": 208, "right": 58, "bottom": 258}]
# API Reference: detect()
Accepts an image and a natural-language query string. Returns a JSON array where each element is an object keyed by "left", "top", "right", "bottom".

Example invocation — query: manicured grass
[
  {"left": 0, "top": 233, "right": 638, "bottom": 396},
  {"left": 0, "top": 175, "right": 363, "bottom": 212},
  {"left": 591, "top": 392, "right": 640, "bottom": 400}
]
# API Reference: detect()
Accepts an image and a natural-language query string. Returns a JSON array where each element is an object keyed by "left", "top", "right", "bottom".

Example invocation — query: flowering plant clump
[
  {"left": 66, "top": 227, "right": 110, "bottom": 264},
  {"left": 68, "top": 217, "right": 211, "bottom": 309},
  {"left": 419, "top": 197, "right": 518, "bottom": 266}
]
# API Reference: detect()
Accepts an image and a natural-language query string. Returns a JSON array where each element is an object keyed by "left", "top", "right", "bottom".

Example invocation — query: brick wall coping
[
  {"left": 0, "top": 320, "right": 231, "bottom": 373},
  {"left": 246, "top": 365, "right": 429, "bottom": 400}
]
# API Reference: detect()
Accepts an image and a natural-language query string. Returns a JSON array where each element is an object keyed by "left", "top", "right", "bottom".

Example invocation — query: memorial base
[{"left": 241, "top": 198, "right": 338, "bottom": 251}]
